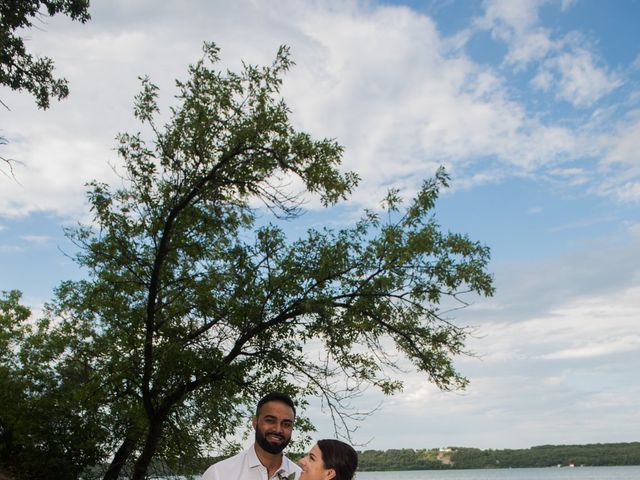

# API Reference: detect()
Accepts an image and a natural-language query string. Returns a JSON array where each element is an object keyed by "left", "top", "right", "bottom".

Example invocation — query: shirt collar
[{"left": 248, "top": 444, "right": 290, "bottom": 476}]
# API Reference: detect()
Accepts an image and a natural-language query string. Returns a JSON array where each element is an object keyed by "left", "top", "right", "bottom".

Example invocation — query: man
[{"left": 202, "top": 392, "right": 302, "bottom": 480}]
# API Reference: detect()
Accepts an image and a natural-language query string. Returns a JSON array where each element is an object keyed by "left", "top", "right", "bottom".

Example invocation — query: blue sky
[{"left": 1, "top": 0, "right": 639, "bottom": 450}]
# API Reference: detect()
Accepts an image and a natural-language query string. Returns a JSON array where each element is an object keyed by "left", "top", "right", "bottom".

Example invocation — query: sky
[{"left": 1, "top": 0, "right": 640, "bottom": 451}]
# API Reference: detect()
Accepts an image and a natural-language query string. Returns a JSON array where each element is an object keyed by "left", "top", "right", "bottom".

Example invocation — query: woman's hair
[{"left": 317, "top": 439, "right": 358, "bottom": 480}]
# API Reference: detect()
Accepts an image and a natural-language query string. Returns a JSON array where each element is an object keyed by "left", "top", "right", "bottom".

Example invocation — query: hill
[{"left": 356, "top": 442, "right": 640, "bottom": 471}]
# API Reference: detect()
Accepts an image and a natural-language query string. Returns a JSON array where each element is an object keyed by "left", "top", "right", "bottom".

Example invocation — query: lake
[
  {"left": 180, "top": 466, "right": 640, "bottom": 479},
  {"left": 355, "top": 466, "right": 640, "bottom": 480}
]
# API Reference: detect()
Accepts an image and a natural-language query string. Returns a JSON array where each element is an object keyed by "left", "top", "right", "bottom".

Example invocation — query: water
[{"left": 354, "top": 466, "right": 640, "bottom": 480}]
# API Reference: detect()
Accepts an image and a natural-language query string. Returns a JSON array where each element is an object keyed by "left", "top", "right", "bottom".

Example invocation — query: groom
[{"left": 201, "top": 392, "right": 302, "bottom": 480}]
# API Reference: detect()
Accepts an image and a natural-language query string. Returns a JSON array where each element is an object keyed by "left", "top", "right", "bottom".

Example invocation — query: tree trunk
[
  {"left": 102, "top": 434, "right": 138, "bottom": 480},
  {"left": 131, "top": 419, "right": 164, "bottom": 480}
]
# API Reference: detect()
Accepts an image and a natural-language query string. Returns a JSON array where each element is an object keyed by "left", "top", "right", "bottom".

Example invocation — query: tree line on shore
[{"left": 352, "top": 442, "right": 640, "bottom": 470}]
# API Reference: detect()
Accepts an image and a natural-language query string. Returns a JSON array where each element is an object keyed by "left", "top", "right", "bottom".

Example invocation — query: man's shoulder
[{"left": 201, "top": 450, "right": 246, "bottom": 479}]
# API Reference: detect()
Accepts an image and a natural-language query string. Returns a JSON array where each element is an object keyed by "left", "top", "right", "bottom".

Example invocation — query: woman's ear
[{"left": 325, "top": 468, "right": 336, "bottom": 480}]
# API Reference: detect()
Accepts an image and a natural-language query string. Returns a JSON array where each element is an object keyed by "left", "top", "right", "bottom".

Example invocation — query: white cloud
[
  {"left": 601, "top": 112, "right": 640, "bottom": 167},
  {"left": 592, "top": 111, "right": 640, "bottom": 202},
  {"left": 610, "top": 182, "right": 640, "bottom": 203},
  {"left": 282, "top": 2, "right": 595, "bottom": 205},
  {"left": 535, "top": 47, "right": 622, "bottom": 107},
  {"left": 0, "top": 245, "right": 24, "bottom": 253},
  {"left": 2, "top": 0, "right": 637, "bottom": 219},
  {"left": 507, "top": 29, "right": 554, "bottom": 66},
  {"left": 549, "top": 167, "right": 587, "bottom": 176},
  {"left": 548, "top": 216, "right": 616, "bottom": 232},
  {"left": 575, "top": 389, "right": 639, "bottom": 409},
  {"left": 531, "top": 66, "right": 553, "bottom": 90},
  {"left": 20, "top": 235, "right": 53, "bottom": 245},
  {"left": 476, "top": 0, "right": 552, "bottom": 65},
  {"left": 478, "top": 0, "right": 545, "bottom": 37},
  {"left": 548, "top": 167, "right": 591, "bottom": 186},
  {"left": 560, "top": 0, "right": 577, "bottom": 10},
  {"left": 540, "top": 335, "right": 640, "bottom": 360},
  {"left": 476, "top": 0, "right": 620, "bottom": 106},
  {"left": 0, "top": 0, "right": 637, "bottom": 275},
  {"left": 466, "top": 275, "right": 640, "bottom": 367},
  {"left": 1, "top": 132, "right": 116, "bottom": 218}
]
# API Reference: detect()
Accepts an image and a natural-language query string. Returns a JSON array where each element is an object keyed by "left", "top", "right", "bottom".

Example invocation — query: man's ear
[
  {"left": 324, "top": 468, "right": 336, "bottom": 480},
  {"left": 252, "top": 416, "right": 257, "bottom": 429}
]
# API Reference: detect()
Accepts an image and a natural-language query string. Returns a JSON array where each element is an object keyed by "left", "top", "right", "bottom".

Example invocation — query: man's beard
[{"left": 255, "top": 427, "right": 290, "bottom": 454}]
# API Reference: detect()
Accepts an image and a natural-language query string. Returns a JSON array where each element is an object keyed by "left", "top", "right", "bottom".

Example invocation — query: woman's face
[{"left": 298, "top": 444, "right": 335, "bottom": 480}]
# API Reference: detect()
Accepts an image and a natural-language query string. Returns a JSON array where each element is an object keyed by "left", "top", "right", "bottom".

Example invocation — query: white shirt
[{"left": 201, "top": 444, "right": 301, "bottom": 480}]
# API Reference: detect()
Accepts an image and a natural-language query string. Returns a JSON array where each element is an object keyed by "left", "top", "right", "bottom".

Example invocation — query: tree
[
  {"left": 26, "top": 42, "right": 493, "bottom": 479},
  {"left": 1, "top": 0, "right": 90, "bottom": 174},
  {"left": 0, "top": 0, "right": 90, "bottom": 108},
  {"left": 0, "top": 290, "right": 30, "bottom": 479},
  {"left": 0, "top": 290, "right": 108, "bottom": 480}
]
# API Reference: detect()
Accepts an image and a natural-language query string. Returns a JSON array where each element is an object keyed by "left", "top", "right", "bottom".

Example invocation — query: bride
[{"left": 297, "top": 439, "right": 358, "bottom": 480}]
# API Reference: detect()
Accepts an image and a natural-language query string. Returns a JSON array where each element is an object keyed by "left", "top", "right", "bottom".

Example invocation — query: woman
[{"left": 298, "top": 439, "right": 358, "bottom": 480}]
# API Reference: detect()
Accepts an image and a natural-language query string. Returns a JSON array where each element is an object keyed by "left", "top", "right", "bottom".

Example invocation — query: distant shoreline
[{"left": 352, "top": 442, "right": 640, "bottom": 471}]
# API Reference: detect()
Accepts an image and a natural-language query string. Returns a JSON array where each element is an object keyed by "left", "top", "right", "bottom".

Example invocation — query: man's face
[{"left": 253, "top": 400, "right": 295, "bottom": 455}]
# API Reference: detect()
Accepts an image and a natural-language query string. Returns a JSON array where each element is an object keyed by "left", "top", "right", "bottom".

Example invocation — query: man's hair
[{"left": 255, "top": 391, "right": 296, "bottom": 418}]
